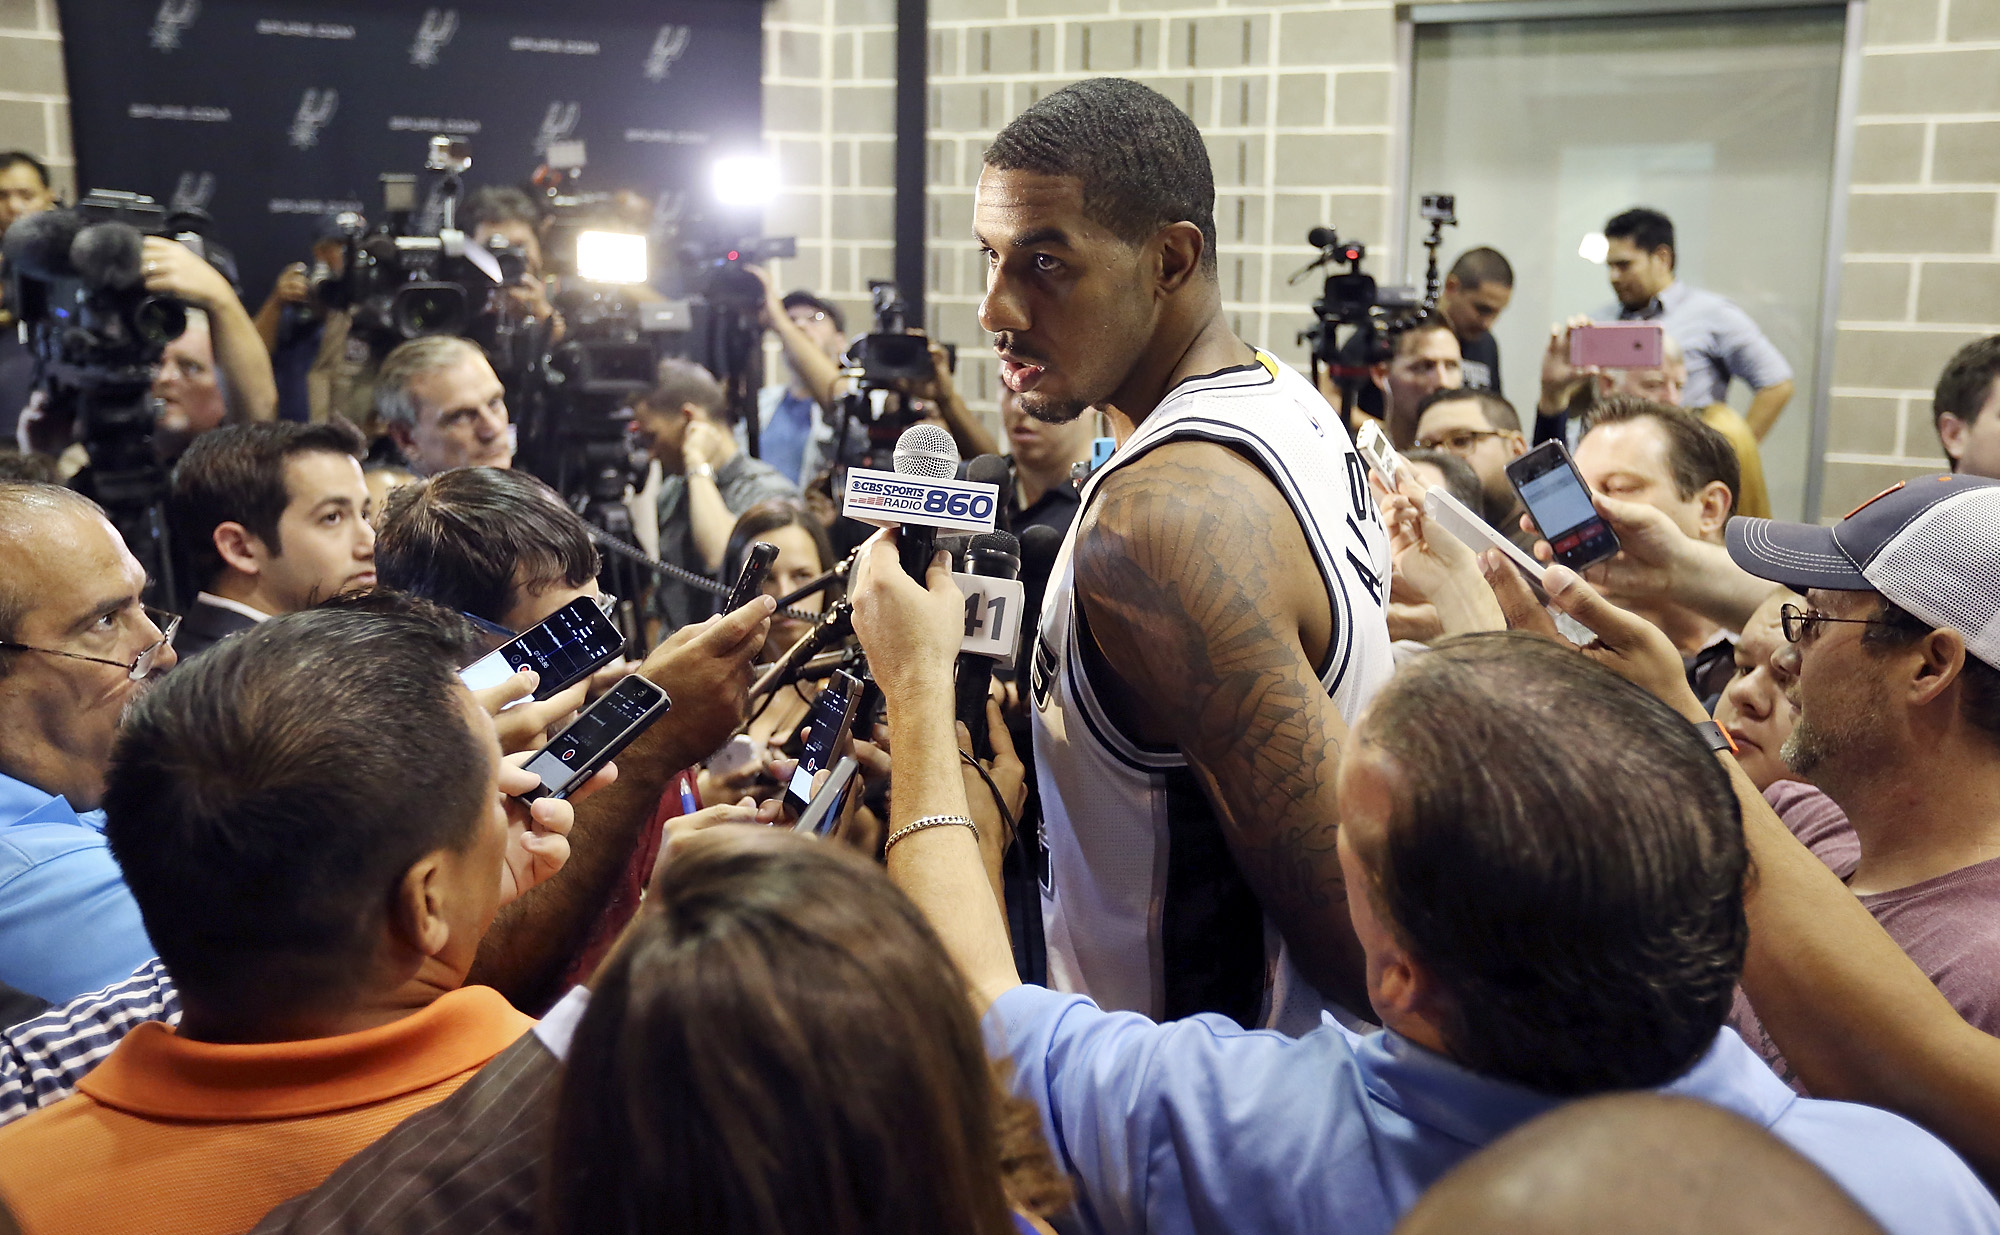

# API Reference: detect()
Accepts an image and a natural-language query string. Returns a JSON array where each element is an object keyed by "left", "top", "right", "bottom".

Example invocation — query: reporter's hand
[
  {"left": 583, "top": 657, "right": 639, "bottom": 703},
  {"left": 142, "top": 236, "right": 235, "bottom": 313},
  {"left": 849, "top": 529, "right": 964, "bottom": 702},
  {"left": 1489, "top": 554, "right": 1706, "bottom": 721},
  {"left": 1381, "top": 488, "right": 1504, "bottom": 635},
  {"left": 1538, "top": 315, "right": 1598, "bottom": 415},
  {"left": 271, "top": 263, "right": 310, "bottom": 305},
  {"left": 1524, "top": 490, "right": 1692, "bottom": 600},
  {"left": 681, "top": 419, "right": 733, "bottom": 473},
  {"left": 635, "top": 595, "right": 775, "bottom": 759},
  {"left": 471, "top": 670, "right": 590, "bottom": 755},
  {"left": 651, "top": 797, "right": 785, "bottom": 883},
  {"left": 493, "top": 753, "right": 616, "bottom": 903}
]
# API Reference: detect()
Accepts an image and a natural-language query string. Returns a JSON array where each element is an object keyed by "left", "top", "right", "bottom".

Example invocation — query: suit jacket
[{"left": 176, "top": 595, "right": 264, "bottom": 660}]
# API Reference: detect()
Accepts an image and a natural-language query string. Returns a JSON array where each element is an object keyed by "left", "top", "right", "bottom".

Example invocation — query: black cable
[
  {"left": 960, "top": 749, "right": 1019, "bottom": 846},
  {"left": 585, "top": 523, "right": 824, "bottom": 623}
]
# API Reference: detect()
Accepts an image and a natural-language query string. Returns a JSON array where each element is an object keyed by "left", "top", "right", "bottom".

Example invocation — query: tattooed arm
[{"left": 1073, "top": 442, "right": 1368, "bottom": 1013}]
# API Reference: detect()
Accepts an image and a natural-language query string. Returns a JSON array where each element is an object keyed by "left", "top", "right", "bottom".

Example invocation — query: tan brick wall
[{"left": 0, "top": 0, "right": 73, "bottom": 199}]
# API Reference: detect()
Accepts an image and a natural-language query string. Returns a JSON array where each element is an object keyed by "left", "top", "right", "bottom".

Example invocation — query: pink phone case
[{"left": 1570, "top": 322, "right": 1664, "bottom": 369}]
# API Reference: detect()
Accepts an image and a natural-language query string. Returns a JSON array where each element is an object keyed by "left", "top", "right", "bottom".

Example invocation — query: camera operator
[
  {"left": 463, "top": 186, "right": 561, "bottom": 341},
  {"left": 254, "top": 227, "right": 347, "bottom": 425},
  {"left": 140, "top": 236, "right": 277, "bottom": 427},
  {"left": 632, "top": 359, "right": 797, "bottom": 632},
  {"left": 374, "top": 335, "right": 513, "bottom": 476},
  {"left": 1435, "top": 247, "right": 1514, "bottom": 395},
  {"left": 0, "top": 152, "right": 57, "bottom": 441},
  {"left": 744, "top": 267, "right": 843, "bottom": 486}
]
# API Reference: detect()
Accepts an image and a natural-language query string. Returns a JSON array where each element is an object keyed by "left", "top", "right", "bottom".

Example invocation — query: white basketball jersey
[{"left": 1029, "top": 351, "right": 1393, "bottom": 1035}]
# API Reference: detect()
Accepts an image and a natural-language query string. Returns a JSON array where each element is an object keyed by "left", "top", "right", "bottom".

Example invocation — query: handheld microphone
[
  {"left": 961, "top": 453, "right": 1013, "bottom": 534},
  {"left": 2, "top": 210, "right": 82, "bottom": 281},
  {"left": 955, "top": 530, "right": 1022, "bottom": 759},
  {"left": 1017, "top": 521, "right": 1067, "bottom": 641},
  {"left": 750, "top": 599, "right": 853, "bottom": 701},
  {"left": 892, "top": 422, "right": 960, "bottom": 579},
  {"left": 69, "top": 223, "right": 146, "bottom": 292}
]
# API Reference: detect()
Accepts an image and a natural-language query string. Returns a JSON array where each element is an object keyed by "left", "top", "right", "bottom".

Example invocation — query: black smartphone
[
  {"left": 458, "top": 596, "right": 625, "bottom": 701},
  {"left": 516, "top": 675, "right": 672, "bottom": 801},
  {"left": 785, "top": 670, "right": 866, "bottom": 819},
  {"left": 1505, "top": 440, "right": 1621, "bottom": 572},
  {"left": 792, "top": 754, "right": 859, "bottom": 837},
  {"left": 723, "top": 542, "right": 778, "bottom": 613}
]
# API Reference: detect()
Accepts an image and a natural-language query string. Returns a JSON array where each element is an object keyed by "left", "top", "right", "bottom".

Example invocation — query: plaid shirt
[{"left": 0, "top": 958, "right": 178, "bottom": 1127}]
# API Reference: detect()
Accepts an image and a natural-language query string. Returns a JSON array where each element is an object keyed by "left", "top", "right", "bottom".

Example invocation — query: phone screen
[
  {"left": 787, "top": 671, "right": 864, "bottom": 812},
  {"left": 1518, "top": 467, "right": 1598, "bottom": 539},
  {"left": 458, "top": 597, "right": 623, "bottom": 700},
  {"left": 1511, "top": 445, "right": 1620, "bottom": 569},
  {"left": 524, "top": 677, "right": 665, "bottom": 797}
]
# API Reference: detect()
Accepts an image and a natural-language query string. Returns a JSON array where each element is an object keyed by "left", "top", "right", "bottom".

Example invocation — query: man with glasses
[
  {"left": 1410, "top": 387, "right": 1534, "bottom": 551},
  {"left": 1723, "top": 472, "right": 2000, "bottom": 1086},
  {"left": 0, "top": 483, "right": 178, "bottom": 1002}
]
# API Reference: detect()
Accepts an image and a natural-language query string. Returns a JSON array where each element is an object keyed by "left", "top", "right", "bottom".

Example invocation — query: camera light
[
  {"left": 1578, "top": 232, "right": 1609, "bottom": 264},
  {"left": 711, "top": 154, "right": 779, "bottom": 209},
  {"left": 576, "top": 230, "right": 649, "bottom": 284}
]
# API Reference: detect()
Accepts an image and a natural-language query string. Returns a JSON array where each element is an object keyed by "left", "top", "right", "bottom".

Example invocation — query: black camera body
[
  {"left": 1297, "top": 227, "right": 1424, "bottom": 371},
  {"left": 826, "top": 279, "right": 954, "bottom": 472},
  {"left": 312, "top": 215, "right": 507, "bottom": 356},
  {"left": 6, "top": 191, "right": 196, "bottom": 383}
]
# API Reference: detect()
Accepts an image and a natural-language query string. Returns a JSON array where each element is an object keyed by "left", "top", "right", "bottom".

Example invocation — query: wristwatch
[
  {"left": 1691, "top": 719, "right": 1738, "bottom": 755},
  {"left": 689, "top": 462, "right": 716, "bottom": 483}
]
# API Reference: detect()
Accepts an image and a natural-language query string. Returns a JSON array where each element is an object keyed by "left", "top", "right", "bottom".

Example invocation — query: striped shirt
[{"left": 0, "top": 958, "right": 179, "bottom": 1127}]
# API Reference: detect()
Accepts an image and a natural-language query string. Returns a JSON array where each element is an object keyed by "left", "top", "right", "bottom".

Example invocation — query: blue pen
[{"left": 679, "top": 777, "right": 698, "bottom": 816}]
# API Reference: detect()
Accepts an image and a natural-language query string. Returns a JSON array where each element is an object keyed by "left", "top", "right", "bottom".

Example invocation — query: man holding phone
[{"left": 1595, "top": 208, "right": 1794, "bottom": 440}]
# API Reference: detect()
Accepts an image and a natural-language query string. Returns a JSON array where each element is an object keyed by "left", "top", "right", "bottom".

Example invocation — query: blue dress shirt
[
  {"left": 0, "top": 771, "right": 155, "bottom": 1003},
  {"left": 989, "top": 985, "right": 2000, "bottom": 1235},
  {"left": 1595, "top": 280, "right": 1794, "bottom": 410}
]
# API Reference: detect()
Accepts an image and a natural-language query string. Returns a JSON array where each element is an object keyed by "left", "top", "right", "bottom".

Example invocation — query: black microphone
[
  {"left": 2, "top": 209, "right": 82, "bottom": 280},
  {"left": 955, "top": 530, "right": 1021, "bottom": 760},
  {"left": 961, "top": 453, "right": 1013, "bottom": 534},
  {"left": 1017, "top": 522, "right": 1066, "bottom": 645},
  {"left": 892, "top": 422, "right": 960, "bottom": 579},
  {"left": 69, "top": 223, "right": 146, "bottom": 292},
  {"left": 750, "top": 599, "right": 853, "bottom": 701}
]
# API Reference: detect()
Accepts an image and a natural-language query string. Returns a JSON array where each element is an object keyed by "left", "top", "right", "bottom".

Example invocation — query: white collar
[{"left": 195, "top": 591, "right": 274, "bottom": 624}]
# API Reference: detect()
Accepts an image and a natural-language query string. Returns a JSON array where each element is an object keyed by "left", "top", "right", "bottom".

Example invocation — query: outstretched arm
[{"left": 1073, "top": 442, "right": 1367, "bottom": 1013}]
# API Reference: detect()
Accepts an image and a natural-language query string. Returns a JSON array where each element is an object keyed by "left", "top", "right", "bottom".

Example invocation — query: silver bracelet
[{"left": 884, "top": 814, "right": 979, "bottom": 855}]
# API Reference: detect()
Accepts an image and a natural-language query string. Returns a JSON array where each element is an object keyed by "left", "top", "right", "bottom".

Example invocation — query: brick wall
[{"left": 0, "top": 0, "right": 72, "bottom": 199}]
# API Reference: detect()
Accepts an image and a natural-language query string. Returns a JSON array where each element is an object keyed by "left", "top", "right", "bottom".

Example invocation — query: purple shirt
[{"left": 1733, "top": 783, "right": 2000, "bottom": 1090}]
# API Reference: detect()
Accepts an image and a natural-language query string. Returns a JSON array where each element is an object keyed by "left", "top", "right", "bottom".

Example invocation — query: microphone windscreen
[
  {"left": 1020, "top": 522, "right": 1065, "bottom": 568},
  {"left": 2, "top": 209, "right": 81, "bottom": 280},
  {"left": 962, "top": 453, "right": 1011, "bottom": 487},
  {"left": 893, "top": 421, "right": 959, "bottom": 479},
  {"left": 70, "top": 223, "right": 146, "bottom": 292}
]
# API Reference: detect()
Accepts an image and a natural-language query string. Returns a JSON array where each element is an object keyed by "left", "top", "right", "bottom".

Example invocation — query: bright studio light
[
  {"left": 1578, "top": 231, "right": 1610, "bottom": 264},
  {"left": 576, "top": 230, "right": 649, "bottom": 284},
  {"left": 711, "top": 154, "right": 780, "bottom": 208}
]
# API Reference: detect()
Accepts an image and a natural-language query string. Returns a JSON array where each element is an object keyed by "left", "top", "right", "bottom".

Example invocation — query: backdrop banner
[{"left": 59, "top": 0, "right": 763, "bottom": 295}]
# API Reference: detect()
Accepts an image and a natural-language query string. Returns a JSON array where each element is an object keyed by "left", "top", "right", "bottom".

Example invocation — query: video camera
[
  {"left": 311, "top": 137, "right": 511, "bottom": 359},
  {"left": 826, "top": 279, "right": 955, "bottom": 472},
  {"left": 1292, "top": 193, "right": 1456, "bottom": 424}
]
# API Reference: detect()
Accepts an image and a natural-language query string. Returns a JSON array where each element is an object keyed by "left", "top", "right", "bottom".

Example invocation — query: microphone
[
  {"left": 2, "top": 209, "right": 82, "bottom": 280},
  {"left": 892, "top": 422, "right": 960, "bottom": 579},
  {"left": 955, "top": 530, "right": 1021, "bottom": 760},
  {"left": 960, "top": 453, "right": 1013, "bottom": 534},
  {"left": 750, "top": 599, "right": 853, "bottom": 701},
  {"left": 1017, "top": 522, "right": 1066, "bottom": 643},
  {"left": 70, "top": 223, "right": 146, "bottom": 292}
]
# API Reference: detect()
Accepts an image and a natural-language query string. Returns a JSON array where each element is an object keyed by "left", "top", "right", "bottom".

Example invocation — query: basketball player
[{"left": 986, "top": 79, "right": 1393, "bottom": 1032}]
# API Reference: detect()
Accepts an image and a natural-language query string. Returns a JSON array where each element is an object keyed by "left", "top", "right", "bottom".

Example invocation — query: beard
[
  {"left": 1780, "top": 693, "right": 1879, "bottom": 781},
  {"left": 1022, "top": 388, "right": 1092, "bottom": 425}
]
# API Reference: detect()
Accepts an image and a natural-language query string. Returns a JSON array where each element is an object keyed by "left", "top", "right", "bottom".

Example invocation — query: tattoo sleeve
[{"left": 1073, "top": 445, "right": 1368, "bottom": 1012}]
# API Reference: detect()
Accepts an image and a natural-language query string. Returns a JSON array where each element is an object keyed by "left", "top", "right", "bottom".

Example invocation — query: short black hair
[
  {"left": 781, "top": 291, "right": 844, "bottom": 335},
  {"left": 168, "top": 420, "right": 366, "bottom": 593},
  {"left": 646, "top": 358, "right": 730, "bottom": 423},
  {"left": 985, "top": 77, "right": 1218, "bottom": 275},
  {"left": 1449, "top": 247, "right": 1514, "bottom": 290},
  {"left": 1393, "top": 316, "right": 1457, "bottom": 358},
  {"left": 0, "top": 151, "right": 50, "bottom": 189},
  {"left": 1355, "top": 633, "right": 1746, "bottom": 1096},
  {"left": 1605, "top": 208, "right": 1676, "bottom": 266},
  {"left": 1933, "top": 336, "right": 2000, "bottom": 452},
  {"left": 1581, "top": 395, "right": 1739, "bottom": 516},
  {"left": 463, "top": 184, "right": 542, "bottom": 231},
  {"left": 102, "top": 608, "right": 490, "bottom": 1015},
  {"left": 1415, "top": 386, "right": 1520, "bottom": 435},
  {"left": 376, "top": 466, "right": 599, "bottom": 624}
]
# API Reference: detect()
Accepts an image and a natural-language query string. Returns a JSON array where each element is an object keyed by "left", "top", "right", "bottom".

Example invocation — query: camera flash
[
  {"left": 1578, "top": 232, "right": 1609, "bottom": 264},
  {"left": 576, "top": 231, "right": 649, "bottom": 285},
  {"left": 711, "top": 154, "right": 780, "bottom": 209}
]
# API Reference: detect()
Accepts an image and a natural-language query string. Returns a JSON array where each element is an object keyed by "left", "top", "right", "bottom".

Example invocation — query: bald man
[{"left": 1394, "top": 1094, "right": 1885, "bottom": 1235}]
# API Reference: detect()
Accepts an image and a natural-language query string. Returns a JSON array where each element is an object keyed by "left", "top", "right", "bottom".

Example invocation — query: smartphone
[
  {"left": 793, "top": 754, "right": 859, "bottom": 837},
  {"left": 516, "top": 675, "right": 672, "bottom": 801},
  {"left": 458, "top": 596, "right": 625, "bottom": 701},
  {"left": 723, "top": 542, "right": 778, "bottom": 613},
  {"left": 1422, "top": 485, "right": 1549, "bottom": 600},
  {"left": 1506, "top": 441, "right": 1621, "bottom": 571},
  {"left": 1569, "top": 322, "right": 1664, "bottom": 369},
  {"left": 786, "top": 670, "right": 866, "bottom": 819}
]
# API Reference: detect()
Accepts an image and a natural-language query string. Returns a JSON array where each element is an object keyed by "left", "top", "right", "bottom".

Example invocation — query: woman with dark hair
[
  {"left": 698, "top": 500, "right": 840, "bottom": 804},
  {"left": 547, "top": 826, "right": 1068, "bottom": 1235}
]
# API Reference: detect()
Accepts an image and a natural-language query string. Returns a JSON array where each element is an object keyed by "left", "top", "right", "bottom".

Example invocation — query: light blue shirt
[
  {"left": 1596, "top": 280, "right": 1794, "bottom": 409},
  {"left": 988, "top": 985, "right": 2000, "bottom": 1235},
  {"left": 0, "top": 771, "right": 154, "bottom": 1004}
]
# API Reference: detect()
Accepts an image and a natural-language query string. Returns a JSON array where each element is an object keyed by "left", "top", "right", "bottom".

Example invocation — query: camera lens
[
  {"left": 393, "top": 283, "right": 467, "bottom": 338},
  {"left": 134, "top": 297, "right": 187, "bottom": 347}
]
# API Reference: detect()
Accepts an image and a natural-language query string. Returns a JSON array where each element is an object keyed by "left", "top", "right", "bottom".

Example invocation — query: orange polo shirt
[{"left": 0, "top": 985, "right": 534, "bottom": 1235}]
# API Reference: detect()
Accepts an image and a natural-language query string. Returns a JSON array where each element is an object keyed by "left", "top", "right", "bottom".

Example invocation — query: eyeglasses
[
  {"left": 460, "top": 591, "right": 618, "bottom": 642},
  {"left": 0, "top": 607, "right": 180, "bottom": 680},
  {"left": 1415, "top": 428, "right": 1504, "bottom": 456},
  {"left": 1778, "top": 603, "right": 1903, "bottom": 646}
]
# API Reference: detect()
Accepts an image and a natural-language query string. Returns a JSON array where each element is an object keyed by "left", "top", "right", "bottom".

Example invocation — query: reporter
[
  {"left": 141, "top": 236, "right": 278, "bottom": 427},
  {"left": 374, "top": 336, "right": 513, "bottom": 476}
]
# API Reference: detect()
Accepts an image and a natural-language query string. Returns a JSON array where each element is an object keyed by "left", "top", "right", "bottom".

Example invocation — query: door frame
[{"left": 1392, "top": 0, "right": 1866, "bottom": 520}]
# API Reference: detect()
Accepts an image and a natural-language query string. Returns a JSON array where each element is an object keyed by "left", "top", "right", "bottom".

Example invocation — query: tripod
[{"left": 69, "top": 374, "right": 179, "bottom": 609}]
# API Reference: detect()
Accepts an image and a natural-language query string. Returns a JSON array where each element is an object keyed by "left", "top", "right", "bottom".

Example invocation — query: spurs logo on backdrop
[
  {"left": 149, "top": 0, "right": 199, "bottom": 51},
  {"left": 410, "top": 8, "right": 457, "bottom": 67},
  {"left": 535, "top": 101, "right": 581, "bottom": 155},
  {"left": 169, "top": 171, "right": 215, "bottom": 214},
  {"left": 289, "top": 89, "right": 339, "bottom": 151},
  {"left": 644, "top": 25, "right": 692, "bottom": 80}
]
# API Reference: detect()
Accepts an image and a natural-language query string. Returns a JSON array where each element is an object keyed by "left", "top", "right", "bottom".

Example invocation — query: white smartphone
[{"left": 1423, "top": 485, "right": 1550, "bottom": 600}]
